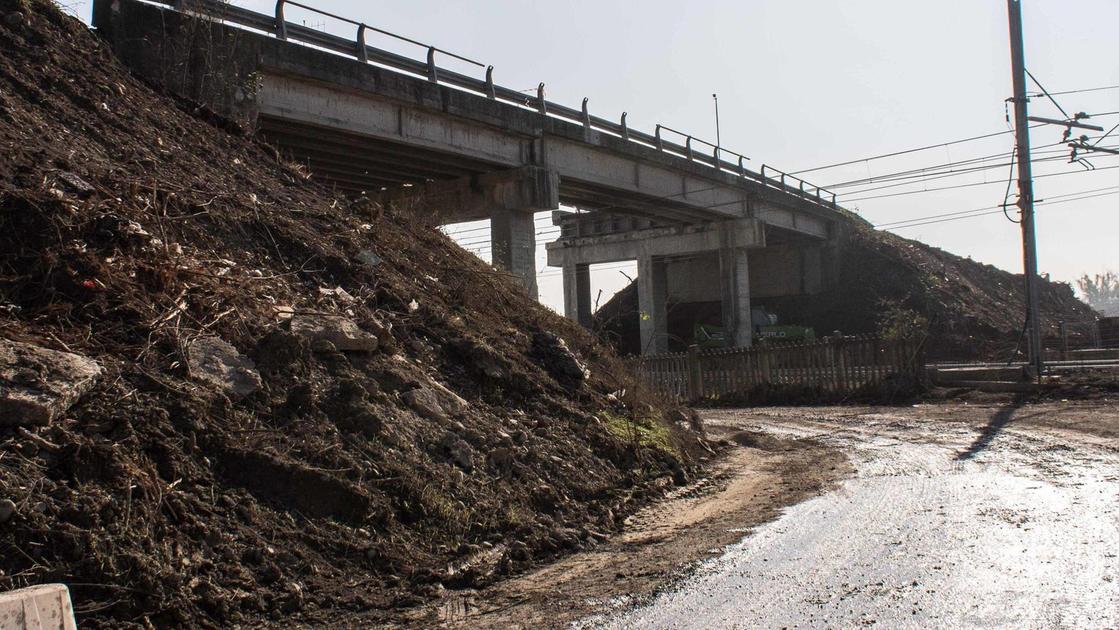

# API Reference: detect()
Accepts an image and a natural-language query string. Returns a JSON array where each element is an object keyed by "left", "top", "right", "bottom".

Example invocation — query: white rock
[
  {"left": 291, "top": 315, "right": 378, "bottom": 352},
  {"left": 0, "top": 339, "right": 102, "bottom": 427},
  {"left": 187, "top": 336, "right": 262, "bottom": 399}
]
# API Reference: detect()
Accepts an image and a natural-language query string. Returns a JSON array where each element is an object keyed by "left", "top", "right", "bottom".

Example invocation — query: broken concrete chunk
[
  {"left": 318, "top": 287, "right": 355, "bottom": 303},
  {"left": 57, "top": 171, "right": 94, "bottom": 197},
  {"left": 291, "top": 315, "right": 378, "bottom": 352},
  {"left": 0, "top": 499, "right": 15, "bottom": 524},
  {"left": 532, "top": 331, "right": 589, "bottom": 386},
  {"left": 187, "top": 336, "right": 262, "bottom": 400},
  {"left": 355, "top": 250, "right": 382, "bottom": 268},
  {"left": 440, "top": 433, "right": 476, "bottom": 472},
  {"left": 403, "top": 387, "right": 450, "bottom": 422},
  {"left": 0, "top": 584, "right": 77, "bottom": 630},
  {"left": 0, "top": 339, "right": 102, "bottom": 427}
]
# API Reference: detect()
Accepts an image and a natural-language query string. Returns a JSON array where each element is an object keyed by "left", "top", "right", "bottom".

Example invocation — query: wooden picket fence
[{"left": 632, "top": 334, "right": 924, "bottom": 402}]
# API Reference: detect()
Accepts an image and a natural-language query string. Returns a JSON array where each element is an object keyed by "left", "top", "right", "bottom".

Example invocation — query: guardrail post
[
  {"left": 738, "top": 155, "right": 745, "bottom": 176},
  {"left": 581, "top": 97, "right": 591, "bottom": 129},
  {"left": 274, "top": 0, "right": 287, "bottom": 40},
  {"left": 686, "top": 136, "right": 693, "bottom": 160},
  {"left": 621, "top": 112, "right": 629, "bottom": 140},
  {"left": 356, "top": 24, "right": 368, "bottom": 62},
  {"left": 686, "top": 345, "right": 702, "bottom": 401},
  {"left": 655, "top": 125, "right": 663, "bottom": 151},
  {"left": 426, "top": 47, "right": 438, "bottom": 82},
  {"left": 484, "top": 66, "right": 495, "bottom": 99},
  {"left": 714, "top": 146, "right": 720, "bottom": 165},
  {"left": 537, "top": 83, "right": 547, "bottom": 115}
]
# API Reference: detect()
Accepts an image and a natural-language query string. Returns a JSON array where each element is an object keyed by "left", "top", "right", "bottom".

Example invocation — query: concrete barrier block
[{"left": 0, "top": 584, "right": 77, "bottom": 630}]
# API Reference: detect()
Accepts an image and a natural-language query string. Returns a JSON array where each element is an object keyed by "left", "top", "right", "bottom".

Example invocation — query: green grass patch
[{"left": 601, "top": 410, "right": 678, "bottom": 457}]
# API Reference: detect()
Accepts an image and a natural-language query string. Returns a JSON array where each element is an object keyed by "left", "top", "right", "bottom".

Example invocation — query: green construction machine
[{"left": 691, "top": 307, "right": 815, "bottom": 348}]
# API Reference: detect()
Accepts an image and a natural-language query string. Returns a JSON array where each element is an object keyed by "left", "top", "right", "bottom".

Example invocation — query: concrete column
[
  {"left": 562, "top": 263, "right": 593, "bottom": 328},
  {"left": 719, "top": 247, "right": 752, "bottom": 347},
  {"left": 491, "top": 208, "right": 538, "bottom": 299},
  {"left": 638, "top": 255, "right": 668, "bottom": 355}
]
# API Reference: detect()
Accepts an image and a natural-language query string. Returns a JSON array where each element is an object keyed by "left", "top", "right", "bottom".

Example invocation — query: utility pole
[
  {"left": 712, "top": 93, "right": 722, "bottom": 148},
  {"left": 1006, "top": 0, "right": 1044, "bottom": 379}
]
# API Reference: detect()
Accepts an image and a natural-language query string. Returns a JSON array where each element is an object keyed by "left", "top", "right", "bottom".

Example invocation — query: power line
[
  {"left": 842, "top": 161, "right": 1119, "bottom": 203},
  {"left": 1034, "top": 84, "right": 1119, "bottom": 97},
  {"left": 875, "top": 184, "right": 1119, "bottom": 229},
  {"left": 824, "top": 139, "right": 1081, "bottom": 190},
  {"left": 793, "top": 110, "right": 1119, "bottom": 177},
  {"left": 837, "top": 151, "right": 1110, "bottom": 200},
  {"left": 789, "top": 125, "right": 1043, "bottom": 175},
  {"left": 885, "top": 188, "right": 1119, "bottom": 231}
]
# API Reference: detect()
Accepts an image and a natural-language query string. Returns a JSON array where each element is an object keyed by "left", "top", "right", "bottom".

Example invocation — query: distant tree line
[{"left": 1078, "top": 271, "right": 1119, "bottom": 316}]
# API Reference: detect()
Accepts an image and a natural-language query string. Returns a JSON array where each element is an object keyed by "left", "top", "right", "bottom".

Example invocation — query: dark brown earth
[
  {"left": 597, "top": 223, "right": 1097, "bottom": 360},
  {"left": 424, "top": 399, "right": 1117, "bottom": 629},
  {"left": 0, "top": 2, "right": 705, "bottom": 627},
  {"left": 407, "top": 418, "right": 849, "bottom": 629}
]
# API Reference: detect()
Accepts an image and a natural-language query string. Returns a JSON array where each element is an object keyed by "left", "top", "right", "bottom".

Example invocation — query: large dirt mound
[
  {"left": 0, "top": 2, "right": 698, "bottom": 627},
  {"left": 597, "top": 225, "right": 1096, "bottom": 360}
]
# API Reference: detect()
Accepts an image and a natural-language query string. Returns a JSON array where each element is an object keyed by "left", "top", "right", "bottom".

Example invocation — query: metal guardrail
[{"left": 161, "top": 0, "right": 839, "bottom": 210}]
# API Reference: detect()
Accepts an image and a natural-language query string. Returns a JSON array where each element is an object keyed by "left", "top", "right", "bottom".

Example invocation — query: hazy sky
[{"left": 70, "top": 1, "right": 1119, "bottom": 313}]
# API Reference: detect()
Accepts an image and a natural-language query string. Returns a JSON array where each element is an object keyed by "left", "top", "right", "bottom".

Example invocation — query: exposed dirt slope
[
  {"left": 597, "top": 225, "right": 1097, "bottom": 360},
  {"left": 0, "top": 3, "right": 698, "bottom": 627}
]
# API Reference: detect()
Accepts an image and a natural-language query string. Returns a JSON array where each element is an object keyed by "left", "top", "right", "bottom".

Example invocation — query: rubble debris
[
  {"left": 356, "top": 249, "right": 382, "bottom": 268},
  {"left": 0, "top": 499, "right": 15, "bottom": 524},
  {"left": 291, "top": 314, "right": 379, "bottom": 352},
  {"left": 0, "top": 339, "right": 102, "bottom": 426},
  {"left": 532, "top": 331, "right": 590, "bottom": 386},
  {"left": 186, "top": 336, "right": 262, "bottom": 399},
  {"left": 56, "top": 171, "right": 94, "bottom": 197},
  {"left": 0, "top": 2, "right": 700, "bottom": 627},
  {"left": 440, "top": 433, "right": 476, "bottom": 472},
  {"left": 403, "top": 386, "right": 459, "bottom": 422}
]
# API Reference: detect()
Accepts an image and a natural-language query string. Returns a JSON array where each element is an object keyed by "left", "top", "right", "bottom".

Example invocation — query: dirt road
[{"left": 595, "top": 401, "right": 1119, "bottom": 629}]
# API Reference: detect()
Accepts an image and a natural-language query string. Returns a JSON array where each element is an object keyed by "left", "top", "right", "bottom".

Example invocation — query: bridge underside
[{"left": 93, "top": 0, "right": 850, "bottom": 350}]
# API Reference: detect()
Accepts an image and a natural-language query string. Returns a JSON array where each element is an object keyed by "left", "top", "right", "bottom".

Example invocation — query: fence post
[
  {"left": 834, "top": 335, "right": 848, "bottom": 393},
  {"left": 686, "top": 345, "right": 702, "bottom": 401},
  {"left": 1058, "top": 320, "right": 1068, "bottom": 361},
  {"left": 759, "top": 345, "right": 772, "bottom": 383}
]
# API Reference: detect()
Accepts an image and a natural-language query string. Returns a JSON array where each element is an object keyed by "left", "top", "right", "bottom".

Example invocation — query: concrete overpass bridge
[{"left": 94, "top": 0, "right": 853, "bottom": 354}]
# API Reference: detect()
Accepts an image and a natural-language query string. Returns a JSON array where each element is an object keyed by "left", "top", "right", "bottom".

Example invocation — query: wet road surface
[{"left": 593, "top": 404, "right": 1119, "bottom": 629}]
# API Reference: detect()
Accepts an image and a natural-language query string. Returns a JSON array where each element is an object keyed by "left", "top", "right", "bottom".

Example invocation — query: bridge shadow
[{"left": 954, "top": 395, "right": 1031, "bottom": 461}]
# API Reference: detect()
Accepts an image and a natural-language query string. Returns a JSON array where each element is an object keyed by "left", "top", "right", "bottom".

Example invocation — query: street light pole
[{"left": 712, "top": 93, "right": 722, "bottom": 148}]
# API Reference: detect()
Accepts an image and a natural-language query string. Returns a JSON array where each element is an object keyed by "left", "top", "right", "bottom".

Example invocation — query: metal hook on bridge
[
  {"left": 537, "top": 83, "right": 547, "bottom": 115},
  {"left": 621, "top": 112, "right": 629, "bottom": 140},
  {"left": 274, "top": 0, "right": 287, "bottom": 40},
  {"left": 426, "top": 47, "right": 438, "bottom": 82},
  {"left": 581, "top": 98, "right": 590, "bottom": 129},
  {"left": 484, "top": 66, "right": 495, "bottom": 99},
  {"left": 356, "top": 23, "right": 368, "bottom": 62},
  {"left": 655, "top": 124, "right": 663, "bottom": 151}
]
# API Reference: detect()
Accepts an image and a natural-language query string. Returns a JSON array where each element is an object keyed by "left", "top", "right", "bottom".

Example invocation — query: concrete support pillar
[
  {"left": 562, "top": 263, "right": 593, "bottom": 328},
  {"left": 491, "top": 209, "right": 538, "bottom": 299},
  {"left": 720, "top": 247, "right": 752, "bottom": 347},
  {"left": 638, "top": 255, "right": 669, "bottom": 355}
]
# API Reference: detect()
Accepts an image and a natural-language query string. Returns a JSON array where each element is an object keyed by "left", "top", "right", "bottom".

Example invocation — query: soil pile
[
  {"left": 0, "top": 2, "right": 699, "bottom": 627},
  {"left": 597, "top": 224, "right": 1097, "bottom": 360}
]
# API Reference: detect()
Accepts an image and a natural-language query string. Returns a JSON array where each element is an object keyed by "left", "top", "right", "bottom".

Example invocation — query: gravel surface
[{"left": 597, "top": 403, "right": 1119, "bottom": 629}]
